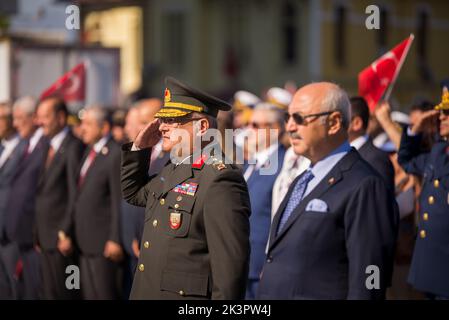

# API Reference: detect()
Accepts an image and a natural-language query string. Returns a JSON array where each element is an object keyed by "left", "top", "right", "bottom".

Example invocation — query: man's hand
[
  {"left": 410, "top": 110, "right": 439, "bottom": 135},
  {"left": 57, "top": 233, "right": 73, "bottom": 257},
  {"left": 374, "top": 100, "right": 392, "bottom": 125},
  {"left": 104, "top": 241, "right": 124, "bottom": 263},
  {"left": 132, "top": 239, "right": 140, "bottom": 258},
  {"left": 133, "top": 119, "right": 162, "bottom": 149}
]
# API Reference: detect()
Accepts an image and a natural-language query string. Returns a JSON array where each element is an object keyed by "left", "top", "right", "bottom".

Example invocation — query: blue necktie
[{"left": 277, "top": 169, "right": 314, "bottom": 235}]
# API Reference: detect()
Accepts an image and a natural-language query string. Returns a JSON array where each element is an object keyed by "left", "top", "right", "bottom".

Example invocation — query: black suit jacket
[
  {"left": 358, "top": 139, "right": 395, "bottom": 193},
  {"left": 257, "top": 149, "right": 398, "bottom": 300},
  {"left": 4, "top": 135, "right": 49, "bottom": 248},
  {"left": 73, "top": 138, "right": 122, "bottom": 255},
  {"left": 35, "top": 131, "right": 85, "bottom": 250},
  {"left": 0, "top": 138, "right": 27, "bottom": 240}
]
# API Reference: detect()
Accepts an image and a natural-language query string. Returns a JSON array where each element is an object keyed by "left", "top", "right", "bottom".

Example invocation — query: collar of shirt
[
  {"left": 0, "top": 133, "right": 21, "bottom": 168},
  {"left": 350, "top": 134, "right": 368, "bottom": 150},
  {"left": 92, "top": 135, "right": 110, "bottom": 153},
  {"left": 50, "top": 127, "right": 69, "bottom": 152},
  {"left": 251, "top": 143, "right": 280, "bottom": 170},
  {"left": 304, "top": 140, "right": 351, "bottom": 198},
  {"left": 28, "top": 127, "right": 44, "bottom": 154}
]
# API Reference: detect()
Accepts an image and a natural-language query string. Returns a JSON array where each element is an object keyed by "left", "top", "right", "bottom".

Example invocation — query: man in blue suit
[
  {"left": 1, "top": 96, "right": 48, "bottom": 299},
  {"left": 398, "top": 87, "right": 449, "bottom": 299},
  {"left": 0, "top": 101, "right": 26, "bottom": 299},
  {"left": 243, "top": 103, "right": 286, "bottom": 299},
  {"left": 257, "top": 82, "right": 398, "bottom": 300}
]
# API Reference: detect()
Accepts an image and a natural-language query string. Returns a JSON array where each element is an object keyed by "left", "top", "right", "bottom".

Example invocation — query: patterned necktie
[{"left": 277, "top": 169, "right": 314, "bottom": 235}]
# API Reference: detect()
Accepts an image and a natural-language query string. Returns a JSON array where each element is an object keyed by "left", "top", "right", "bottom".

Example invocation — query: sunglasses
[
  {"left": 439, "top": 109, "right": 449, "bottom": 117},
  {"left": 284, "top": 111, "right": 335, "bottom": 125}
]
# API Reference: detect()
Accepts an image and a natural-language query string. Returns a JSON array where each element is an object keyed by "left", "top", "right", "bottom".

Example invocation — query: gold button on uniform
[
  {"left": 420, "top": 230, "right": 426, "bottom": 238},
  {"left": 138, "top": 264, "right": 145, "bottom": 272},
  {"left": 428, "top": 196, "right": 434, "bottom": 205},
  {"left": 143, "top": 241, "right": 150, "bottom": 249},
  {"left": 176, "top": 196, "right": 183, "bottom": 201},
  {"left": 152, "top": 219, "right": 158, "bottom": 227},
  {"left": 179, "top": 290, "right": 185, "bottom": 296},
  {"left": 434, "top": 179, "right": 440, "bottom": 188},
  {"left": 423, "top": 213, "right": 429, "bottom": 221},
  {"left": 174, "top": 203, "right": 180, "bottom": 209},
  {"left": 160, "top": 199, "right": 165, "bottom": 205}
]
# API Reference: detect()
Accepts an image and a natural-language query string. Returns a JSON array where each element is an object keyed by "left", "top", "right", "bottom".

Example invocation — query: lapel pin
[
  {"left": 328, "top": 177, "right": 335, "bottom": 185},
  {"left": 101, "top": 146, "right": 109, "bottom": 155}
]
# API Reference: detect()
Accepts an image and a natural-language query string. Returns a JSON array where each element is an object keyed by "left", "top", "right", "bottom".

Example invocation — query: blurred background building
[{"left": 1, "top": 0, "right": 449, "bottom": 109}]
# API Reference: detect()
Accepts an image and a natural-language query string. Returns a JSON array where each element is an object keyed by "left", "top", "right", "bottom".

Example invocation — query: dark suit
[
  {"left": 35, "top": 130, "right": 85, "bottom": 299},
  {"left": 121, "top": 143, "right": 251, "bottom": 300},
  {"left": 245, "top": 145, "right": 286, "bottom": 299},
  {"left": 358, "top": 138, "right": 395, "bottom": 193},
  {"left": 257, "top": 149, "right": 398, "bottom": 300},
  {"left": 0, "top": 137, "right": 26, "bottom": 299},
  {"left": 73, "top": 137, "right": 123, "bottom": 299},
  {"left": 398, "top": 131, "right": 449, "bottom": 298},
  {"left": 3, "top": 133, "right": 49, "bottom": 299}
]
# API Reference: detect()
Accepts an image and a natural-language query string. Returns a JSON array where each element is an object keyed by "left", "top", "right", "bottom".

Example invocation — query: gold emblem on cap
[{"left": 164, "top": 88, "right": 171, "bottom": 103}]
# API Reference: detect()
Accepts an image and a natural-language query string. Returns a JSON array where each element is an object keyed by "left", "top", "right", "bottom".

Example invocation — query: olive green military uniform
[{"left": 120, "top": 77, "right": 251, "bottom": 299}]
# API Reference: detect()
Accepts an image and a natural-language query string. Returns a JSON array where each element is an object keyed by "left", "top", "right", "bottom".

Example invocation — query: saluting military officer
[
  {"left": 398, "top": 87, "right": 449, "bottom": 299},
  {"left": 121, "top": 77, "right": 251, "bottom": 300}
]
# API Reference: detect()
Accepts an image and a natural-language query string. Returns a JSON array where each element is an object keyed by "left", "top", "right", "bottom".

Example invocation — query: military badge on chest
[{"left": 169, "top": 212, "right": 182, "bottom": 230}]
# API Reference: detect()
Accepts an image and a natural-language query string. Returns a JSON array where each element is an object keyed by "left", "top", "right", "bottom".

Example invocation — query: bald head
[
  {"left": 292, "top": 82, "right": 351, "bottom": 129},
  {"left": 286, "top": 82, "right": 350, "bottom": 164}
]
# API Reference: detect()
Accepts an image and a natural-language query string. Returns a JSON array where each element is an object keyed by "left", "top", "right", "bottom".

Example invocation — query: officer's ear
[{"left": 194, "top": 117, "right": 209, "bottom": 136}]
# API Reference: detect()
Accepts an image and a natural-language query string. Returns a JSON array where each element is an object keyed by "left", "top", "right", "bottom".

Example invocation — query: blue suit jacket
[
  {"left": 257, "top": 149, "right": 398, "bottom": 299},
  {"left": 246, "top": 145, "right": 286, "bottom": 280},
  {"left": 0, "top": 139, "right": 27, "bottom": 241},
  {"left": 398, "top": 131, "right": 449, "bottom": 297},
  {"left": 4, "top": 136, "right": 48, "bottom": 247}
]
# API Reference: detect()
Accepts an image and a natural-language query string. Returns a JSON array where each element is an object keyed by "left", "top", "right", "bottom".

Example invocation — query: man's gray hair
[
  {"left": 84, "top": 105, "right": 111, "bottom": 126},
  {"left": 253, "top": 102, "right": 286, "bottom": 129},
  {"left": 12, "top": 96, "right": 37, "bottom": 115},
  {"left": 320, "top": 85, "right": 351, "bottom": 129}
]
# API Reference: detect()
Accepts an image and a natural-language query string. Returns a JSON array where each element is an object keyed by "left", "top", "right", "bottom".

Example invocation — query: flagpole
[{"left": 383, "top": 34, "right": 415, "bottom": 102}]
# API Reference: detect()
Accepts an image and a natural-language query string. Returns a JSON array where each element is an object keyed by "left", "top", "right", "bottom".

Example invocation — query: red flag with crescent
[
  {"left": 358, "top": 35, "right": 414, "bottom": 111},
  {"left": 40, "top": 62, "right": 86, "bottom": 102}
]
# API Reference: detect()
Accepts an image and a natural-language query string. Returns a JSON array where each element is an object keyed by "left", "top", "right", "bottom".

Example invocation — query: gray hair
[
  {"left": 320, "top": 85, "right": 351, "bottom": 129},
  {"left": 84, "top": 105, "right": 111, "bottom": 126},
  {"left": 253, "top": 102, "right": 286, "bottom": 129},
  {"left": 13, "top": 96, "right": 37, "bottom": 115},
  {"left": 191, "top": 112, "right": 217, "bottom": 129}
]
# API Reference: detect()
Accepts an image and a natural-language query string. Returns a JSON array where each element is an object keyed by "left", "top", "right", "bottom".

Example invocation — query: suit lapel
[
  {"left": 268, "top": 150, "right": 359, "bottom": 252},
  {"left": 38, "top": 133, "right": 71, "bottom": 187},
  {"left": 161, "top": 163, "right": 193, "bottom": 195}
]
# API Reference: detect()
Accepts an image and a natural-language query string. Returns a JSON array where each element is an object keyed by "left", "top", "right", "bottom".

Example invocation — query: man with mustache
[
  {"left": 398, "top": 86, "right": 449, "bottom": 299},
  {"left": 121, "top": 77, "right": 251, "bottom": 299},
  {"left": 257, "top": 82, "right": 398, "bottom": 300}
]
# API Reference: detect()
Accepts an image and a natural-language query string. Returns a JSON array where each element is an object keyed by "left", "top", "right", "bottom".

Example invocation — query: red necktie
[{"left": 78, "top": 149, "right": 97, "bottom": 187}]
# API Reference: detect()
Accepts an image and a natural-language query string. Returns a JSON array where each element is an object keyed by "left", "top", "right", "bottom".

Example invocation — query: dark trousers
[
  {"left": 0, "top": 242, "right": 40, "bottom": 299},
  {"left": 40, "top": 249, "right": 80, "bottom": 300},
  {"left": 80, "top": 255, "right": 122, "bottom": 300}
]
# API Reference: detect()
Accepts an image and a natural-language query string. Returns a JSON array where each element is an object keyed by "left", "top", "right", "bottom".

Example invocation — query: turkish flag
[
  {"left": 358, "top": 35, "right": 414, "bottom": 111},
  {"left": 40, "top": 62, "right": 86, "bottom": 102}
]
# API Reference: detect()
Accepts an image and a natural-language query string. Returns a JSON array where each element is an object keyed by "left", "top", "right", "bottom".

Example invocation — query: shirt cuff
[
  {"left": 406, "top": 126, "right": 418, "bottom": 137},
  {"left": 131, "top": 143, "right": 141, "bottom": 151}
]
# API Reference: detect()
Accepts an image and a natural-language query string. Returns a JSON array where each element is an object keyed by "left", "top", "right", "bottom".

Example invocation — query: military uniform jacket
[
  {"left": 121, "top": 143, "right": 251, "bottom": 300},
  {"left": 398, "top": 131, "right": 449, "bottom": 297}
]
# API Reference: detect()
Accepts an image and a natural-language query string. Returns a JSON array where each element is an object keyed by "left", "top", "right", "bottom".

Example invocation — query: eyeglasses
[
  {"left": 159, "top": 116, "right": 205, "bottom": 125},
  {"left": 284, "top": 111, "right": 335, "bottom": 125}
]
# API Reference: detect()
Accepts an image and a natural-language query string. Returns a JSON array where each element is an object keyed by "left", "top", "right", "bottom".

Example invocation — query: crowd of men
[{"left": 0, "top": 76, "right": 448, "bottom": 300}]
